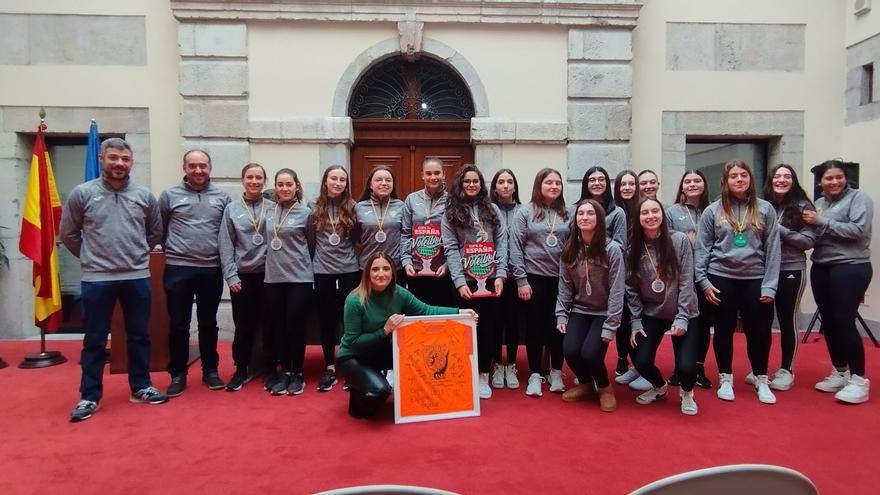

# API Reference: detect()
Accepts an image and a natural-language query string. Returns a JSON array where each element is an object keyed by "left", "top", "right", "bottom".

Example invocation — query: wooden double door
[{"left": 351, "top": 120, "right": 474, "bottom": 198}]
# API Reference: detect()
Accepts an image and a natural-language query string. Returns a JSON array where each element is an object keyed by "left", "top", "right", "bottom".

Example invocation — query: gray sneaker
[
  {"left": 130, "top": 386, "right": 169, "bottom": 405},
  {"left": 70, "top": 400, "right": 99, "bottom": 422}
]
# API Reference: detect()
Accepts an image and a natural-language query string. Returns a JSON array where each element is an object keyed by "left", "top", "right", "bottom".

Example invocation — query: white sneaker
[
  {"left": 744, "top": 372, "right": 756, "bottom": 385},
  {"left": 479, "top": 372, "right": 492, "bottom": 399},
  {"left": 636, "top": 384, "right": 668, "bottom": 404},
  {"left": 717, "top": 373, "right": 735, "bottom": 401},
  {"left": 505, "top": 364, "right": 520, "bottom": 389},
  {"left": 680, "top": 389, "right": 698, "bottom": 416},
  {"left": 547, "top": 369, "right": 566, "bottom": 393},
  {"left": 770, "top": 369, "right": 794, "bottom": 391},
  {"left": 835, "top": 374, "right": 870, "bottom": 404},
  {"left": 755, "top": 375, "right": 776, "bottom": 404},
  {"left": 628, "top": 376, "right": 653, "bottom": 391},
  {"left": 526, "top": 372, "right": 544, "bottom": 397},
  {"left": 615, "top": 367, "right": 640, "bottom": 385},
  {"left": 384, "top": 370, "right": 394, "bottom": 389},
  {"left": 491, "top": 363, "right": 505, "bottom": 389},
  {"left": 816, "top": 368, "right": 850, "bottom": 393}
]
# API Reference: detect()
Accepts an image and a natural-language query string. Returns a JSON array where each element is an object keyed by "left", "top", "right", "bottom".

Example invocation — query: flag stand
[
  {"left": 0, "top": 357, "right": 7, "bottom": 369},
  {"left": 19, "top": 325, "right": 67, "bottom": 369}
]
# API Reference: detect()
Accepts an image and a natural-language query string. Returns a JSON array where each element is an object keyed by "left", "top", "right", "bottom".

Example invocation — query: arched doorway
[{"left": 349, "top": 56, "right": 475, "bottom": 197}]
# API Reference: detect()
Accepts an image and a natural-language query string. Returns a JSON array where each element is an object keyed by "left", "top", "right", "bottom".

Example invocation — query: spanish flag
[{"left": 19, "top": 124, "right": 63, "bottom": 331}]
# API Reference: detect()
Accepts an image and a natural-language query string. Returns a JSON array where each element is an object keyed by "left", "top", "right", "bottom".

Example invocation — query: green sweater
[{"left": 337, "top": 285, "right": 458, "bottom": 362}]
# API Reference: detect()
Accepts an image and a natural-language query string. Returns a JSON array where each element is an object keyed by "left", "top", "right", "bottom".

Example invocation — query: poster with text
[
  {"left": 392, "top": 314, "right": 479, "bottom": 424},
  {"left": 411, "top": 223, "right": 443, "bottom": 276}
]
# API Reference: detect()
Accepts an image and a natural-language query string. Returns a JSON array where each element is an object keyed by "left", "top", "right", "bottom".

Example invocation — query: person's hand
[
  {"left": 759, "top": 296, "right": 774, "bottom": 304},
  {"left": 458, "top": 286, "right": 472, "bottom": 300},
  {"left": 557, "top": 323, "right": 566, "bottom": 334},
  {"left": 518, "top": 284, "right": 532, "bottom": 301},
  {"left": 802, "top": 209, "right": 818, "bottom": 225},
  {"left": 384, "top": 314, "right": 405, "bottom": 335},
  {"left": 229, "top": 283, "right": 242, "bottom": 293},
  {"left": 630, "top": 328, "right": 646, "bottom": 347},
  {"left": 667, "top": 326, "right": 686, "bottom": 337},
  {"left": 459, "top": 309, "right": 479, "bottom": 322},
  {"left": 435, "top": 265, "right": 446, "bottom": 277},
  {"left": 404, "top": 265, "right": 416, "bottom": 277},
  {"left": 494, "top": 278, "right": 504, "bottom": 296},
  {"left": 703, "top": 285, "right": 721, "bottom": 306}
]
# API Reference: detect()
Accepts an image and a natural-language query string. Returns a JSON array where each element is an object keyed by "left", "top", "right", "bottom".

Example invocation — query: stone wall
[
  {"left": 846, "top": 32, "right": 880, "bottom": 124},
  {"left": 666, "top": 23, "right": 805, "bottom": 72}
]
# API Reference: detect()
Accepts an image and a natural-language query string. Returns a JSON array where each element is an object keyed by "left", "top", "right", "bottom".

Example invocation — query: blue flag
[{"left": 84, "top": 120, "right": 100, "bottom": 182}]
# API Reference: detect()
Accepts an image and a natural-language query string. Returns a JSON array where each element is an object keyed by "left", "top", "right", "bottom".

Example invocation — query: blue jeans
[
  {"left": 79, "top": 278, "right": 152, "bottom": 402},
  {"left": 164, "top": 265, "right": 224, "bottom": 376}
]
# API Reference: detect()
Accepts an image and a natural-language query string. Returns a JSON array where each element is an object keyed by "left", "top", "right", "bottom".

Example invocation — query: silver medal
[
  {"left": 584, "top": 281, "right": 593, "bottom": 296},
  {"left": 252, "top": 233, "right": 264, "bottom": 246},
  {"left": 546, "top": 234, "right": 559, "bottom": 248},
  {"left": 651, "top": 278, "right": 666, "bottom": 294},
  {"left": 328, "top": 232, "right": 341, "bottom": 246},
  {"left": 374, "top": 230, "right": 387, "bottom": 243},
  {"left": 270, "top": 237, "right": 283, "bottom": 251}
]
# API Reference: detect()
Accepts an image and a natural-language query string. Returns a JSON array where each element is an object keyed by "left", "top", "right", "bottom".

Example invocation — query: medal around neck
[
  {"left": 651, "top": 278, "right": 666, "bottom": 294},
  {"left": 545, "top": 233, "right": 559, "bottom": 248},
  {"left": 733, "top": 232, "right": 747, "bottom": 248},
  {"left": 252, "top": 233, "right": 264, "bottom": 246},
  {"left": 328, "top": 232, "right": 341, "bottom": 246},
  {"left": 374, "top": 230, "right": 387, "bottom": 243},
  {"left": 270, "top": 237, "right": 283, "bottom": 251},
  {"left": 584, "top": 281, "right": 593, "bottom": 296}
]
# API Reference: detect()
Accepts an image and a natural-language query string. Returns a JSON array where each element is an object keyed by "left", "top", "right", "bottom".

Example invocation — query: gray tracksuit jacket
[
  {"left": 811, "top": 187, "right": 873, "bottom": 265},
  {"left": 441, "top": 202, "right": 509, "bottom": 289},
  {"left": 159, "top": 179, "right": 230, "bottom": 267},
  {"left": 555, "top": 241, "right": 625, "bottom": 340},
  {"left": 400, "top": 188, "right": 448, "bottom": 271},
  {"left": 510, "top": 203, "right": 573, "bottom": 285},
  {"left": 218, "top": 195, "right": 273, "bottom": 286},
  {"left": 308, "top": 199, "right": 360, "bottom": 275},
  {"left": 264, "top": 200, "right": 314, "bottom": 284},
  {"left": 354, "top": 197, "right": 405, "bottom": 269}
]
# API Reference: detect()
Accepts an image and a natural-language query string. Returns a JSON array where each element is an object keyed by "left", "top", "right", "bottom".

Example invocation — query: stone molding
[
  {"left": 249, "top": 117, "right": 354, "bottom": 144},
  {"left": 470, "top": 118, "right": 567, "bottom": 144},
  {"left": 666, "top": 23, "right": 805, "bottom": 72},
  {"left": 846, "top": 32, "right": 880, "bottom": 125},
  {"left": 170, "top": 1, "right": 642, "bottom": 27}
]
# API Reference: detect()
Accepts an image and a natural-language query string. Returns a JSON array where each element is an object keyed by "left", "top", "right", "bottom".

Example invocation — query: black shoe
[
  {"left": 317, "top": 368, "right": 338, "bottom": 392},
  {"left": 70, "top": 400, "right": 99, "bottom": 422},
  {"left": 226, "top": 367, "right": 249, "bottom": 392},
  {"left": 695, "top": 372, "right": 713, "bottom": 389},
  {"left": 667, "top": 372, "right": 681, "bottom": 387},
  {"left": 264, "top": 373, "right": 280, "bottom": 392},
  {"left": 271, "top": 373, "right": 291, "bottom": 395},
  {"left": 343, "top": 381, "right": 351, "bottom": 392},
  {"left": 615, "top": 358, "right": 628, "bottom": 377},
  {"left": 287, "top": 373, "right": 305, "bottom": 395},
  {"left": 202, "top": 372, "right": 225, "bottom": 390},
  {"left": 167, "top": 375, "right": 187, "bottom": 398}
]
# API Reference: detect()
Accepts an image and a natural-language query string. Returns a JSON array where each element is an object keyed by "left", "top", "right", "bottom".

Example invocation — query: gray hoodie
[
  {"left": 264, "top": 200, "right": 314, "bottom": 284},
  {"left": 555, "top": 241, "right": 625, "bottom": 340},
  {"left": 60, "top": 177, "right": 162, "bottom": 282},
  {"left": 605, "top": 205, "right": 628, "bottom": 250},
  {"left": 694, "top": 198, "right": 781, "bottom": 298},
  {"left": 626, "top": 231, "right": 698, "bottom": 332},
  {"left": 355, "top": 197, "right": 405, "bottom": 269},
  {"left": 441, "top": 202, "right": 509, "bottom": 289},
  {"left": 665, "top": 203, "right": 702, "bottom": 244},
  {"left": 510, "top": 203, "right": 573, "bottom": 285},
  {"left": 218, "top": 195, "right": 273, "bottom": 286},
  {"left": 159, "top": 180, "right": 231, "bottom": 267},
  {"left": 400, "top": 188, "right": 448, "bottom": 272},
  {"left": 308, "top": 199, "right": 360, "bottom": 275},
  {"left": 496, "top": 201, "right": 521, "bottom": 280},
  {"left": 774, "top": 200, "right": 816, "bottom": 271},
  {"left": 811, "top": 187, "right": 873, "bottom": 265}
]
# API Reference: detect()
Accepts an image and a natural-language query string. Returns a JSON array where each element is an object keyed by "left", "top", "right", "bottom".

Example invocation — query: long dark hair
[
  {"left": 446, "top": 164, "right": 500, "bottom": 230},
  {"left": 577, "top": 166, "right": 615, "bottom": 213},
  {"left": 613, "top": 169, "right": 640, "bottom": 210},
  {"left": 675, "top": 169, "right": 710, "bottom": 209},
  {"left": 312, "top": 165, "right": 356, "bottom": 235},
  {"left": 490, "top": 168, "right": 521, "bottom": 205},
  {"left": 353, "top": 251, "right": 398, "bottom": 303},
  {"left": 763, "top": 163, "right": 814, "bottom": 230},
  {"left": 561, "top": 199, "right": 608, "bottom": 268},
  {"left": 627, "top": 197, "right": 679, "bottom": 286},
  {"left": 274, "top": 168, "right": 303, "bottom": 203},
  {"left": 358, "top": 165, "right": 398, "bottom": 201},
  {"left": 530, "top": 168, "right": 568, "bottom": 222}
]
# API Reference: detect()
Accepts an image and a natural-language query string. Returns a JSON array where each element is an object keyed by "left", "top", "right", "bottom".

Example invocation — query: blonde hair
[{"left": 354, "top": 252, "right": 398, "bottom": 303}]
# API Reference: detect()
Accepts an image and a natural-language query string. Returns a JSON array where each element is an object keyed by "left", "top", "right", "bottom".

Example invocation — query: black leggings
[
  {"left": 314, "top": 272, "right": 361, "bottom": 367},
  {"left": 229, "top": 272, "right": 267, "bottom": 369},
  {"left": 338, "top": 343, "right": 393, "bottom": 419},
  {"left": 708, "top": 275, "right": 772, "bottom": 375},
  {"left": 615, "top": 307, "right": 633, "bottom": 364},
  {"left": 694, "top": 295, "right": 713, "bottom": 367},
  {"left": 632, "top": 315, "right": 698, "bottom": 392},
  {"left": 772, "top": 269, "right": 806, "bottom": 372},
  {"left": 562, "top": 313, "right": 610, "bottom": 388},
  {"left": 525, "top": 274, "right": 564, "bottom": 374},
  {"left": 494, "top": 278, "right": 522, "bottom": 364},
  {"left": 458, "top": 291, "right": 499, "bottom": 373},
  {"left": 811, "top": 262, "right": 872, "bottom": 376},
  {"left": 406, "top": 273, "right": 456, "bottom": 308},
  {"left": 264, "top": 282, "right": 312, "bottom": 373}
]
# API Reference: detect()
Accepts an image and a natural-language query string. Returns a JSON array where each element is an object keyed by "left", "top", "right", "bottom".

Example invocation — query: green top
[{"left": 337, "top": 285, "right": 458, "bottom": 362}]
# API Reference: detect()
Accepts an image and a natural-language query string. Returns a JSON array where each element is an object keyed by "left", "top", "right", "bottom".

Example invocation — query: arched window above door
[{"left": 348, "top": 57, "right": 474, "bottom": 120}]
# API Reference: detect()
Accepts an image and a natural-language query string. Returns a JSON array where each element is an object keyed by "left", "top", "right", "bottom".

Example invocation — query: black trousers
[
  {"left": 526, "top": 274, "right": 564, "bottom": 374},
  {"left": 229, "top": 272, "right": 267, "bottom": 369},
  {"left": 632, "top": 315, "right": 698, "bottom": 391},
  {"left": 562, "top": 313, "right": 610, "bottom": 388},
  {"left": 708, "top": 275, "right": 772, "bottom": 375},
  {"left": 772, "top": 269, "right": 806, "bottom": 372},
  {"left": 339, "top": 341, "right": 393, "bottom": 419},
  {"left": 314, "top": 272, "right": 361, "bottom": 367},
  {"left": 615, "top": 307, "right": 633, "bottom": 365},
  {"left": 494, "top": 278, "right": 522, "bottom": 364},
  {"left": 406, "top": 273, "right": 456, "bottom": 308},
  {"left": 694, "top": 295, "right": 713, "bottom": 366},
  {"left": 165, "top": 265, "right": 224, "bottom": 376},
  {"left": 458, "top": 288, "right": 499, "bottom": 373},
  {"left": 811, "top": 262, "right": 872, "bottom": 376},
  {"left": 264, "top": 282, "right": 312, "bottom": 373}
]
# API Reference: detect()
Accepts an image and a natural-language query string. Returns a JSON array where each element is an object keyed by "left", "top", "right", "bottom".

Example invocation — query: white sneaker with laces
[
  {"left": 835, "top": 374, "right": 870, "bottom": 404},
  {"left": 744, "top": 372, "right": 756, "bottom": 385},
  {"left": 615, "top": 367, "right": 640, "bottom": 385},
  {"left": 717, "top": 373, "right": 735, "bottom": 401},
  {"left": 628, "top": 376, "right": 653, "bottom": 391},
  {"left": 755, "top": 374, "right": 777, "bottom": 404},
  {"left": 479, "top": 372, "right": 492, "bottom": 399},
  {"left": 816, "top": 368, "right": 850, "bottom": 393},
  {"left": 526, "top": 372, "right": 544, "bottom": 397},
  {"left": 548, "top": 368, "right": 566, "bottom": 393},
  {"left": 491, "top": 363, "right": 505, "bottom": 389},
  {"left": 680, "top": 389, "right": 698, "bottom": 416},
  {"left": 636, "top": 384, "right": 668, "bottom": 404},
  {"left": 770, "top": 369, "right": 794, "bottom": 391},
  {"left": 505, "top": 364, "right": 520, "bottom": 389}
]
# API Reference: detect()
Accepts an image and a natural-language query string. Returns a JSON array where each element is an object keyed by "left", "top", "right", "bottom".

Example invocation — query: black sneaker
[
  {"left": 264, "top": 373, "right": 280, "bottom": 392},
  {"left": 202, "top": 372, "right": 225, "bottom": 390},
  {"left": 167, "top": 375, "right": 187, "bottom": 398},
  {"left": 70, "top": 400, "right": 99, "bottom": 422},
  {"left": 667, "top": 372, "right": 681, "bottom": 387},
  {"left": 130, "top": 386, "right": 169, "bottom": 405},
  {"left": 226, "top": 368, "right": 249, "bottom": 392},
  {"left": 317, "top": 368, "right": 338, "bottom": 392},
  {"left": 271, "top": 373, "right": 291, "bottom": 395},
  {"left": 695, "top": 371, "right": 713, "bottom": 389},
  {"left": 343, "top": 381, "right": 351, "bottom": 392},
  {"left": 287, "top": 373, "right": 305, "bottom": 395},
  {"left": 615, "top": 358, "right": 628, "bottom": 377}
]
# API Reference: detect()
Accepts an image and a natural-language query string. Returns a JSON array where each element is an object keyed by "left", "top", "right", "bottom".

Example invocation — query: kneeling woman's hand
[
  {"left": 459, "top": 309, "right": 479, "bottom": 322},
  {"left": 384, "top": 314, "right": 405, "bottom": 335}
]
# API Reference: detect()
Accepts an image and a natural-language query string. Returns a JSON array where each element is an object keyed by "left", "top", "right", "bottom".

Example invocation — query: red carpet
[{"left": 1, "top": 334, "right": 877, "bottom": 494}]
